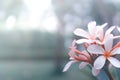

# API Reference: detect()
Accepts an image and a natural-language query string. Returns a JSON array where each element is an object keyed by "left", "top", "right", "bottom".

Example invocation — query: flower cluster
[{"left": 63, "top": 21, "right": 120, "bottom": 76}]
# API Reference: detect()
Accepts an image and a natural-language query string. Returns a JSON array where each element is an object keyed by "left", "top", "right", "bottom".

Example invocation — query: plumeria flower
[
  {"left": 74, "top": 21, "right": 108, "bottom": 44},
  {"left": 87, "top": 34, "right": 120, "bottom": 70},
  {"left": 63, "top": 40, "right": 100, "bottom": 76},
  {"left": 96, "top": 26, "right": 115, "bottom": 44},
  {"left": 63, "top": 40, "right": 91, "bottom": 72}
]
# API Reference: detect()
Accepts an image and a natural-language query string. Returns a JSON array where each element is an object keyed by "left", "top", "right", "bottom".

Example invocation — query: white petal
[
  {"left": 87, "top": 45, "right": 104, "bottom": 54},
  {"left": 95, "top": 40, "right": 104, "bottom": 45},
  {"left": 117, "top": 26, "right": 120, "bottom": 32},
  {"left": 79, "top": 62, "right": 88, "bottom": 69},
  {"left": 96, "top": 27, "right": 104, "bottom": 41},
  {"left": 108, "top": 57, "right": 120, "bottom": 68},
  {"left": 101, "top": 23, "right": 108, "bottom": 28},
  {"left": 74, "top": 28, "right": 89, "bottom": 38},
  {"left": 113, "top": 36, "right": 120, "bottom": 39},
  {"left": 111, "top": 47, "right": 120, "bottom": 55},
  {"left": 104, "top": 34, "right": 113, "bottom": 51},
  {"left": 92, "top": 67, "right": 100, "bottom": 76},
  {"left": 69, "top": 57, "right": 74, "bottom": 60},
  {"left": 88, "top": 21, "right": 96, "bottom": 35},
  {"left": 105, "top": 26, "right": 115, "bottom": 36},
  {"left": 76, "top": 39, "right": 91, "bottom": 44},
  {"left": 63, "top": 61, "right": 75, "bottom": 72},
  {"left": 94, "top": 56, "right": 106, "bottom": 69}
]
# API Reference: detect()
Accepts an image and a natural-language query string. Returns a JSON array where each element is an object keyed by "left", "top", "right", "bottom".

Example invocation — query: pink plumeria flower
[
  {"left": 63, "top": 40, "right": 100, "bottom": 76},
  {"left": 63, "top": 40, "right": 91, "bottom": 72},
  {"left": 87, "top": 34, "right": 120, "bottom": 70},
  {"left": 74, "top": 21, "right": 107, "bottom": 44}
]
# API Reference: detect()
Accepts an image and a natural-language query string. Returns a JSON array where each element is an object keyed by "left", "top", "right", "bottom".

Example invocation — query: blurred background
[{"left": 0, "top": 0, "right": 120, "bottom": 80}]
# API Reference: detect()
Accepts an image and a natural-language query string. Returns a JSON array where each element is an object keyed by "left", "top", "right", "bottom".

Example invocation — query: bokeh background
[{"left": 0, "top": 0, "right": 120, "bottom": 80}]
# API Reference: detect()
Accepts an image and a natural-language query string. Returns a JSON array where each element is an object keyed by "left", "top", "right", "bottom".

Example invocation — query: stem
[{"left": 104, "top": 67, "right": 114, "bottom": 80}]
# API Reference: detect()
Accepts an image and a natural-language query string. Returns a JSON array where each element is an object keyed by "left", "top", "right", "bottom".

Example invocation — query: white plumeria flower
[
  {"left": 74, "top": 21, "right": 108, "bottom": 44},
  {"left": 96, "top": 26, "right": 116, "bottom": 45},
  {"left": 87, "top": 34, "right": 120, "bottom": 69}
]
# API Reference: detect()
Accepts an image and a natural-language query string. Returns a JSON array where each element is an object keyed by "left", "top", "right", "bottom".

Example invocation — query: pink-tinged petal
[
  {"left": 94, "top": 56, "right": 106, "bottom": 69},
  {"left": 73, "top": 28, "right": 89, "bottom": 38},
  {"left": 105, "top": 26, "right": 115, "bottom": 36},
  {"left": 108, "top": 57, "right": 120, "bottom": 68},
  {"left": 76, "top": 39, "right": 91, "bottom": 44},
  {"left": 88, "top": 21, "right": 96, "bottom": 35},
  {"left": 96, "top": 27, "right": 104, "bottom": 41},
  {"left": 71, "top": 40, "right": 76, "bottom": 47},
  {"left": 112, "top": 42, "right": 120, "bottom": 50},
  {"left": 92, "top": 67, "right": 100, "bottom": 76},
  {"left": 63, "top": 61, "right": 75, "bottom": 72},
  {"left": 79, "top": 62, "right": 88, "bottom": 69},
  {"left": 111, "top": 47, "right": 120, "bottom": 55},
  {"left": 82, "top": 50, "right": 90, "bottom": 59},
  {"left": 87, "top": 45, "right": 104, "bottom": 54},
  {"left": 78, "top": 54, "right": 88, "bottom": 60},
  {"left": 117, "top": 26, "right": 120, "bottom": 32},
  {"left": 104, "top": 34, "right": 113, "bottom": 51},
  {"left": 68, "top": 40, "right": 76, "bottom": 57},
  {"left": 68, "top": 48, "right": 75, "bottom": 58}
]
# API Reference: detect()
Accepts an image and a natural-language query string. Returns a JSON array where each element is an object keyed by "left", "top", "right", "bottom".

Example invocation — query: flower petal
[
  {"left": 63, "top": 61, "right": 75, "bottom": 72},
  {"left": 71, "top": 40, "right": 76, "bottom": 47},
  {"left": 111, "top": 47, "right": 120, "bottom": 55},
  {"left": 96, "top": 27, "right": 104, "bottom": 41},
  {"left": 117, "top": 26, "right": 120, "bottom": 32},
  {"left": 68, "top": 48, "right": 75, "bottom": 58},
  {"left": 101, "top": 23, "right": 108, "bottom": 28},
  {"left": 113, "top": 35, "right": 120, "bottom": 39},
  {"left": 94, "top": 56, "right": 106, "bottom": 69},
  {"left": 79, "top": 62, "right": 88, "bottom": 69},
  {"left": 78, "top": 54, "right": 88, "bottom": 61},
  {"left": 105, "top": 26, "right": 115, "bottom": 36},
  {"left": 112, "top": 42, "right": 120, "bottom": 50},
  {"left": 104, "top": 34, "right": 113, "bottom": 51},
  {"left": 92, "top": 67, "right": 100, "bottom": 76},
  {"left": 74, "top": 28, "right": 89, "bottom": 38},
  {"left": 95, "top": 40, "right": 104, "bottom": 45},
  {"left": 76, "top": 39, "right": 91, "bottom": 44},
  {"left": 108, "top": 57, "right": 120, "bottom": 68},
  {"left": 82, "top": 50, "right": 90, "bottom": 59},
  {"left": 87, "top": 45, "right": 104, "bottom": 54},
  {"left": 88, "top": 21, "right": 96, "bottom": 35}
]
